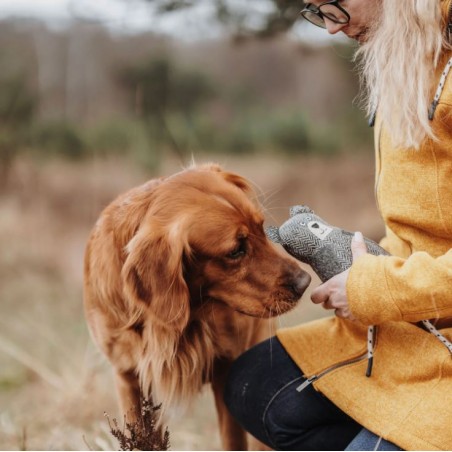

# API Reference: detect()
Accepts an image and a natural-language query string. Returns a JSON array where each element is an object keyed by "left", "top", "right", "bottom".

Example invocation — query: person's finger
[
  {"left": 322, "top": 298, "right": 335, "bottom": 310},
  {"left": 311, "top": 284, "right": 329, "bottom": 304},
  {"left": 335, "top": 307, "right": 355, "bottom": 320},
  {"left": 335, "top": 308, "right": 350, "bottom": 319},
  {"left": 351, "top": 231, "right": 368, "bottom": 261}
]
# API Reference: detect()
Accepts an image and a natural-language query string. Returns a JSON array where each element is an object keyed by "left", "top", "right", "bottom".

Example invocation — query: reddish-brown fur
[{"left": 83, "top": 164, "right": 310, "bottom": 450}]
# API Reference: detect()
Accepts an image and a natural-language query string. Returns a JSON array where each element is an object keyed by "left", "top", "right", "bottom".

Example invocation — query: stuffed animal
[
  {"left": 266, "top": 205, "right": 388, "bottom": 378},
  {"left": 266, "top": 205, "right": 452, "bottom": 379},
  {"left": 266, "top": 205, "right": 389, "bottom": 283}
]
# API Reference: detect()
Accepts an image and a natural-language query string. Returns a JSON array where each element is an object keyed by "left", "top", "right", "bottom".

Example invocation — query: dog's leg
[
  {"left": 115, "top": 369, "right": 166, "bottom": 446},
  {"left": 211, "top": 360, "right": 248, "bottom": 451},
  {"left": 114, "top": 369, "right": 141, "bottom": 423}
]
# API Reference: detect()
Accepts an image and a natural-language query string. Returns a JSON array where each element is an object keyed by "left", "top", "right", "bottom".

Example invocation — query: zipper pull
[
  {"left": 296, "top": 375, "right": 318, "bottom": 392},
  {"left": 428, "top": 100, "right": 439, "bottom": 120}
]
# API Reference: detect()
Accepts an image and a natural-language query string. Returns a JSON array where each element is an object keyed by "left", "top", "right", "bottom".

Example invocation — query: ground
[{"left": 0, "top": 152, "right": 384, "bottom": 450}]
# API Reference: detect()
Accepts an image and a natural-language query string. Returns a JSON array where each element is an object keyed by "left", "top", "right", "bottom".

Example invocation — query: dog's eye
[{"left": 227, "top": 239, "right": 247, "bottom": 260}]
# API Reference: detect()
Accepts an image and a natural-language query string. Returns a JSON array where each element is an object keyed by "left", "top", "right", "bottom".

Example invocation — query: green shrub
[
  {"left": 308, "top": 124, "right": 341, "bottom": 156},
  {"left": 87, "top": 119, "right": 135, "bottom": 155},
  {"left": 221, "top": 119, "right": 257, "bottom": 154},
  {"left": 269, "top": 111, "right": 311, "bottom": 153},
  {"left": 0, "top": 75, "right": 36, "bottom": 126},
  {"left": 31, "top": 121, "right": 87, "bottom": 160},
  {"left": 337, "top": 108, "right": 374, "bottom": 151}
]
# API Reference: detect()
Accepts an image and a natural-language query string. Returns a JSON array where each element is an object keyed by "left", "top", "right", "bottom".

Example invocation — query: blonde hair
[{"left": 355, "top": 0, "right": 449, "bottom": 149}]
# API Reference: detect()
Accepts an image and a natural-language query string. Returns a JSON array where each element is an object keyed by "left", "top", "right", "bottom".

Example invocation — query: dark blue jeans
[{"left": 224, "top": 337, "right": 402, "bottom": 451}]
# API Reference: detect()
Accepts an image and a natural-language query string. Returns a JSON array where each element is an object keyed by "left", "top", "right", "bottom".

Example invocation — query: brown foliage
[{"left": 106, "top": 399, "right": 170, "bottom": 451}]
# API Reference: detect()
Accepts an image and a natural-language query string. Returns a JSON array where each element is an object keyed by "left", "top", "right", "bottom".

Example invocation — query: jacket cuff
[{"left": 347, "top": 254, "right": 403, "bottom": 325}]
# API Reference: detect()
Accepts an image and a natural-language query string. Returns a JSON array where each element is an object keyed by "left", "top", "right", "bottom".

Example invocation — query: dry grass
[{"left": 0, "top": 153, "right": 383, "bottom": 450}]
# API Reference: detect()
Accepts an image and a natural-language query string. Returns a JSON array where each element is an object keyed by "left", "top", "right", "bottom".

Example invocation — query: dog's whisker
[
  {"left": 259, "top": 187, "right": 285, "bottom": 207},
  {"left": 251, "top": 184, "right": 281, "bottom": 203},
  {"left": 268, "top": 316, "right": 274, "bottom": 340},
  {"left": 262, "top": 203, "right": 301, "bottom": 226},
  {"left": 275, "top": 303, "right": 285, "bottom": 329},
  {"left": 261, "top": 193, "right": 285, "bottom": 214},
  {"left": 264, "top": 204, "right": 295, "bottom": 211}
]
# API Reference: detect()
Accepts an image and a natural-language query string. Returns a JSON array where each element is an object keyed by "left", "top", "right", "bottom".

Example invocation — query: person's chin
[{"left": 347, "top": 28, "right": 370, "bottom": 43}]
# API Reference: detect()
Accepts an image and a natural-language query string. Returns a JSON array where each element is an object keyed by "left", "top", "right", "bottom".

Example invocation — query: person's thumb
[{"left": 352, "top": 231, "right": 368, "bottom": 261}]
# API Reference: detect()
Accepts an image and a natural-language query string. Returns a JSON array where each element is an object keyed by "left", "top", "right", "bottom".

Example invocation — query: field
[{"left": 0, "top": 153, "right": 384, "bottom": 450}]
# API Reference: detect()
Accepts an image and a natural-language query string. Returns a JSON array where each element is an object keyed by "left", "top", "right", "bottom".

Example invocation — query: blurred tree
[
  {"left": 118, "top": 58, "right": 172, "bottom": 168},
  {"left": 144, "top": 0, "right": 305, "bottom": 39},
  {"left": 0, "top": 71, "right": 36, "bottom": 188},
  {"left": 32, "top": 121, "right": 86, "bottom": 160},
  {"left": 171, "top": 70, "right": 215, "bottom": 118},
  {"left": 118, "top": 56, "right": 215, "bottom": 168}
]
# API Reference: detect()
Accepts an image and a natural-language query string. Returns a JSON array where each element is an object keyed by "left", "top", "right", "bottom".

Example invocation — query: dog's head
[{"left": 122, "top": 164, "right": 311, "bottom": 333}]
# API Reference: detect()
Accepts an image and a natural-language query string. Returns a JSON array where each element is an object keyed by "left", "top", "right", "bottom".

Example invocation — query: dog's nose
[{"left": 285, "top": 271, "right": 311, "bottom": 298}]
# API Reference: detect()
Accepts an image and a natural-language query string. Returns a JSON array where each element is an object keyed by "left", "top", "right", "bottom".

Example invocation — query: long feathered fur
[{"left": 83, "top": 163, "right": 310, "bottom": 449}]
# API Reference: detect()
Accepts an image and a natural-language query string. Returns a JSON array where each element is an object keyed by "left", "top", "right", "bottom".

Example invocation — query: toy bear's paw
[{"left": 265, "top": 226, "right": 282, "bottom": 244}]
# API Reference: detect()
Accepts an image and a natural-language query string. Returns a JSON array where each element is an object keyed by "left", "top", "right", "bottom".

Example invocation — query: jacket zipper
[{"left": 296, "top": 352, "right": 368, "bottom": 392}]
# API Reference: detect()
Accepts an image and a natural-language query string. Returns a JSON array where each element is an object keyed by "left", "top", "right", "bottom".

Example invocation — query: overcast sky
[
  {"left": 0, "top": 0, "right": 340, "bottom": 43},
  {"left": 0, "top": 0, "right": 155, "bottom": 32}
]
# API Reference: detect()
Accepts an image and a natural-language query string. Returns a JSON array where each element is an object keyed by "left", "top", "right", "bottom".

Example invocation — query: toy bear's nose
[{"left": 312, "top": 223, "right": 319, "bottom": 229}]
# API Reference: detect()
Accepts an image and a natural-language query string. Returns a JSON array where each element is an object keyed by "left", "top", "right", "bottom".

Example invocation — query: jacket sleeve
[{"left": 346, "top": 250, "right": 452, "bottom": 325}]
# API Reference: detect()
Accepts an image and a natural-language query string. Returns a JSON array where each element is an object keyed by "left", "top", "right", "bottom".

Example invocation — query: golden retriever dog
[{"left": 83, "top": 164, "right": 311, "bottom": 450}]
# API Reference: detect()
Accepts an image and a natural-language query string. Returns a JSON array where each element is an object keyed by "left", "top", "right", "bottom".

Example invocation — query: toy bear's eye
[
  {"left": 299, "top": 221, "right": 306, "bottom": 226},
  {"left": 306, "top": 216, "right": 312, "bottom": 221}
]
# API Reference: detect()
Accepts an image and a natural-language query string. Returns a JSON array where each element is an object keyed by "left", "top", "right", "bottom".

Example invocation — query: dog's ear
[
  {"left": 121, "top": 224, "right": 190, "bottom": 333},
  {"left": 221, "top": 171, "right": 252, "bottom": 193},
  {"left": 198, "top": 163, "right": 252, "bottom": 193}
]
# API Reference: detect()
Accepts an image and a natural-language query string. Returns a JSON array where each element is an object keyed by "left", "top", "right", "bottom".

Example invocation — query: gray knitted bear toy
[
  {"left": 266, "top": 205, "right": 388, "bottom": 378},
  {"left": 266, "top": 205, "right": 389, "bottom": 283},
  {"left": 266, "top": 205, "right": 452, "bottom": 379}
]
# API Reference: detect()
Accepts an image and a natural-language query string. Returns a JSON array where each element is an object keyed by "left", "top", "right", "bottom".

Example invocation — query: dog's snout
[{"left": 285, "top": 271, "right": 311, "bottom": 298}]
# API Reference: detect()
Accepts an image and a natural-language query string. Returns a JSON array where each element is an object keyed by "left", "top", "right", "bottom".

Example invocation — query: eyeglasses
[{"left": 300, "top": 1, "right": 350, "bottom": 29}]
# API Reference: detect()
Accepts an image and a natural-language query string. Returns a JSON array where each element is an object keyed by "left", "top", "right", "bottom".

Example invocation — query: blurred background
[{"left": 0, "top": 0, "right": 385, "bottom": 449}]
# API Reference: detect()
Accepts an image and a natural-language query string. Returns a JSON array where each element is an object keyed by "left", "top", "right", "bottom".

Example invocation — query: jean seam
[{"left": 261, "top": 375, "right": 305, "bottom": 450}]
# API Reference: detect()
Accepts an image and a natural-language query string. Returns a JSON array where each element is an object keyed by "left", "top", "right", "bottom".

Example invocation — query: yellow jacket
[{"left": 277, "top": 3, "right": 452, "bottom": 450}]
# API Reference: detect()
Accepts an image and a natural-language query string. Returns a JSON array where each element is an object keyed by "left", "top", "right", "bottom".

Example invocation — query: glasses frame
[{"left": 300, "top": 1, "right": 350, "bottom": 29}]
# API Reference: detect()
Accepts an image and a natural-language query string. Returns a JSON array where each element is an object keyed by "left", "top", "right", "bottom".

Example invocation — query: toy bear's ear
[
  {"left": 290, "top": 205, "right": 314, "bottom": 217},
  {"left": 265, "top": 226, "right": 282, "bottom": 243}
]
